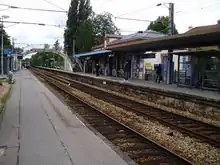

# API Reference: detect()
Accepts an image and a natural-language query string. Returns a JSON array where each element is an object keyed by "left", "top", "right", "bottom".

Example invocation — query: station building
[{"left": 73, "top": 23, "right": 220, "bottom": 91}]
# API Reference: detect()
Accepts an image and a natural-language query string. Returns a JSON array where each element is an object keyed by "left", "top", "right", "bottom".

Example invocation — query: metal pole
[
  {"left": 167, "top": 3, "right": 174, "bottom": 84},
  {"left": 1, "top": 17, "right": 4, "bottom": 75},
  {"left": 177, "top": 54, "right": 180, "bottom": 86},
  {"left": 169, "top": 3, "right": 174, "bottom": 35},
  {"left": 72, "top": 39, "right": 75, "bottom": 55},
  {"left": 11, "top": 37, "right": 15, "bottom": 71}
]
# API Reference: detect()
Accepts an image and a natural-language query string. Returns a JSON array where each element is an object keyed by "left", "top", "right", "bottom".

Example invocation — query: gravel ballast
[
  {"left": 71, "top": 79, "right": 220, "bottom": 127},
  {"left": 66, "top": 86, "right": 220, "bottom": 165}
]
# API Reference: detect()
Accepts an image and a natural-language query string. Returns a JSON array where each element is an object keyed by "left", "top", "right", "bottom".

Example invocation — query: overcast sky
[{"left": 1, "top": 0, "right": 220, "bottom": 50}]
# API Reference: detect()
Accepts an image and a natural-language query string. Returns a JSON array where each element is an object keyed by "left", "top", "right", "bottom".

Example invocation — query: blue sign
[{"left": 3, "top": 49, "right": 12, "bottom": 56}]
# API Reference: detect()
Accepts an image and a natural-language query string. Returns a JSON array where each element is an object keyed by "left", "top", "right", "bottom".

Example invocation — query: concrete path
[{"left": 0, "top": 70, "right": 129, "bottom": 165}]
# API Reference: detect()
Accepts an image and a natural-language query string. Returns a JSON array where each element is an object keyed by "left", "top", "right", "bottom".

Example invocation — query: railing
[
  {"left": 72, "top": 56, "right": 83, "bottom": 72},
  {"left": 177, "top": 70, "right": 220, "bottom": 92},
  {"left": 202, "top": 71, "right": 220, "bottom": 91}
]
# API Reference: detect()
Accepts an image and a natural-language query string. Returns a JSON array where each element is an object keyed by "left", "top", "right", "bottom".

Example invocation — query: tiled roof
[
  {"left": 109, "top": 30, "right": 166, "bottom": 45},
  {"left": 105, "top": 34, "right": 124, "bottom": 38},
  {"left": 186, "top": 24, "right": 220, "bottom": 34},
  {"left": 92, "top": 30, "right": 166, "bottom": 49}
]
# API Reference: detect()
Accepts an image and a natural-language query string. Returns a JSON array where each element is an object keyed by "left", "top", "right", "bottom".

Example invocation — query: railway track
[
  {"left": 34, "top": 68, "right": 220, "bottom": 148},
  {"left": 32, "top": 68, "right": 192, "bottom": 165}
]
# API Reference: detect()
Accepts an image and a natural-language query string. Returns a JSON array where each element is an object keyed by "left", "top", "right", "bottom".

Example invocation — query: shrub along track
[
  {"left": 31, "top": 68, "right": 192, "bottom": 165},
  {"left": 33, "top": 68, "right": 220, "bottom": 148}
]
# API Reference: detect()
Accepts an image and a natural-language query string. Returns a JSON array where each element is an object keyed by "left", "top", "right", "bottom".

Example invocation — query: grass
[
  {"left": 0, "top": 84, "right": 12, "bottom": 115},
  {"left": 0, "top": 78, "right": 7, "bottom": 85}
]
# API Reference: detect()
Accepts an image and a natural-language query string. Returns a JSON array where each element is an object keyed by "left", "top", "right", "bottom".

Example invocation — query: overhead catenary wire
[
  {"left": 0, "top": 7, "right": 9, "bottom": 11},
  {"left": 5, "top": 23, "right": 18, "bottom": 28},
  {"left": 0, "top": 4, "right": 67, "bottom": 13},
  {"left": 175, "top": 2, "right": 220, "bottom": 16},
  {"left": 115, "top": 16, "right": 152, "bottom": 22},
  {"left": 42, "top": 0, "right": 67, "bottom": 11},
  {"left": 3, "top": 20, "right": 65, "bottom": 28},
  {"left": 117, "top": 4, "right": 158, "bottom": 17}
]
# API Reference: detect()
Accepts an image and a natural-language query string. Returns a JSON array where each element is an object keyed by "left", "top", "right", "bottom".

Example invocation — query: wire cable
[
  {"left": 117, "top": 4, "right": 158, "bottom": 17},
  {"left": 0, "top": 7, "right": 9, "bottom": 11},
  {"left": 176, "top": 2, "right": 220, "bottom": 16},
  {"left": 115, "top": 16, "right": 152, "bottom": 22},
  {"left": 42, "top": 0, "right": 67, "bottom": 11},
  {"left": 3, "top": 20, "right": 65, "bottom": 28},
  {"left": 0, "top": 4, "right": 67, "bottom": 13},
  {"left": 5, "top": 23, "right": 17, "bottom": 28}
]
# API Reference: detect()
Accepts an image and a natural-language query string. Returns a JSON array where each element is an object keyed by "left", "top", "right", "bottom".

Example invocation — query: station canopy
[
  {"left": 107, "top": 25, "right": 220, "bottom": 52},
  {"left": 73, "top": 50, "right": 112, "bottom": 57},
  {"left": 169, "top": 50, "right": 220, "bottom": 56}
]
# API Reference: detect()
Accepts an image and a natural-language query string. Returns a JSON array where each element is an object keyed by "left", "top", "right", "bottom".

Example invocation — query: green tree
[
  {"left": 147, "top": 16, "right": 178, "bottom": 34},
  {"left": 30, "top": 52, "right": 64, "bottom": 67},
  {"left": 75, "top": 21, "right": 94, "bottom": 53},
  {"left": 64, "top": 0, "right": 92, "bottom": 56},
  {"left": 44, "top": 44, "right": 50, "bottom": 50},
  {"left": 92, "top": 12, "right": 120, "bottom": 45},
  {"left": 53, "top": 40, "right": 62, "bottom": 52},
  {"left": 13, "top": 47, "right": 23, "bottom": 54},
  {"left": 218, "top": 20, "right": 220, "bottom": 50},
  {"left": 0, "top": 26, "right": 11, "bottom": 49}
]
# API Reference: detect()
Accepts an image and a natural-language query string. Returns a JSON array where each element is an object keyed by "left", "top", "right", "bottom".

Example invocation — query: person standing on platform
[
  {"left": 124, "top": 61, "right": 129, "bottom": 81},
  {"left": 95, "top": 63, "right": 100, "bottom": 76},
  {"left": 155, "top": 65, "right": 161, "bottom": 83}
]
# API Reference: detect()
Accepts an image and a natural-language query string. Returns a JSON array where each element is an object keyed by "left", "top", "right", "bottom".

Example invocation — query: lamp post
[
  {"left": 157, "top": 3, "right": 174, "bottom": 84},
  {"left": 1, "top": 15, "right": 9, "bottom": 76}
]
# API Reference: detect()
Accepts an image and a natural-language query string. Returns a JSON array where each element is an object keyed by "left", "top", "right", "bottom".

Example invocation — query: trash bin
[
  {"left": 145, "top": 73, "right": 148, "bottom": 81},
  {"left": 8, "top": 71, "right": 13, "bottom": 84}
]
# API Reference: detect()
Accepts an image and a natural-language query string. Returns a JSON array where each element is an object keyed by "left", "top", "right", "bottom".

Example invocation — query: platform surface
[
  {"left": 72, "top": 72, "right": 220, "bottom": 101},
  {"left": 0, "top": 70, "right": 130, "bottom": 165}
]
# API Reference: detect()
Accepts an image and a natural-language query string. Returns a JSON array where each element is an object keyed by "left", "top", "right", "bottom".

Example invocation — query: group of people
[
  {"left": 95, "top": 61, "right": 163, "bottom": 84},
  {"left": 94, "top": 61, "right": 130, "bottom": 80}
]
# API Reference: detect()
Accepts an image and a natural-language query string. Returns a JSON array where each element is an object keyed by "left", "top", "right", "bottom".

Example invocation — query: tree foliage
[
  {"left": 13, "top": 47, "right": 23, "bottom": 54},
  {"left": 218, "top": 20, "right": 220, "bottom": 49},
  {"left": 0, "top": 26, "right": 11, "bottom": 49},
  {"left": 92, "top": 12, "right": 119, "bottom": 45},
  {"left": 64, "top": 0, "right": 119, "bottom": 56},
  {"left": 44, "top": 44, "right": 50, "bottom": 50},
  {"left": 75, "top": 21, "right": 94, "bottom": 53},
  {"left": 30, "top": 52, "right": 64, "bottom": 68},
  {"left": 64, "top": 0, "right": 92, "bottom": 56},
  {"left": 53, "top": 40, "right": 62, "bottom": 52},
  {"left": 147, "top": 16, "right": 178, "bottom": 34}
]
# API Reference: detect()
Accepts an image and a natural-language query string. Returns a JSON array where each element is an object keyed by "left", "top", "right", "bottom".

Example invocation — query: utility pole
[
  {"left": 1, "top": 15, "right": 9, "bottom": 76},
  {"left": 1, "top": 17, "right": 4, "bottom": 76},
  {"left": 167, "top": 3, "right": 174, "bottom": 84},
  {"left": 10, "top": 37, "right": 15, "bottom": 71}
]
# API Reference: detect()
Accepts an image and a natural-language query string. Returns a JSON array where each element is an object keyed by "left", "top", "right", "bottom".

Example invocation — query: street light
[
  {"left": 156, "top": 3, "right": 174, "bottom": 35},
  {"left": 156, "top": 3, "right": 162, "bottom": 7},
  {"left": 1, "top": 15, "right": 9, "bottom": 76},
  {"left": 156, "top": 3, "right": 170, "bottom": 8}
]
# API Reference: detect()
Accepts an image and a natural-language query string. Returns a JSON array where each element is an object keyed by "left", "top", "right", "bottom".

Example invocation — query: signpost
[{"left": 3, "top": 49, "right": 12, "bottom": 56}]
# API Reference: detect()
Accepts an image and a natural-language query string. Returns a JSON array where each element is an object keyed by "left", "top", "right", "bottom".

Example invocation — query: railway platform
[
  {"left": 0, "top": 70, "right": 130, "bottom": 165},
  {"left": 73, "top": 72, "right": 220, "bottom": 101}
]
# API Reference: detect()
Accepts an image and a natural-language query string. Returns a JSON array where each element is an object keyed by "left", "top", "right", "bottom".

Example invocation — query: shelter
[
  {"left": 73, "top": 24, "right": 220, "bottom": 90},
  {"left": 172, "top": 50, "right": 220, "bottom": 91}
]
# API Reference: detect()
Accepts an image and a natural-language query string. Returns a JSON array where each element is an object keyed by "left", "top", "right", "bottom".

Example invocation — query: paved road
[{"left": 0, "top": 70, "right": 130, "bottom": 165}]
